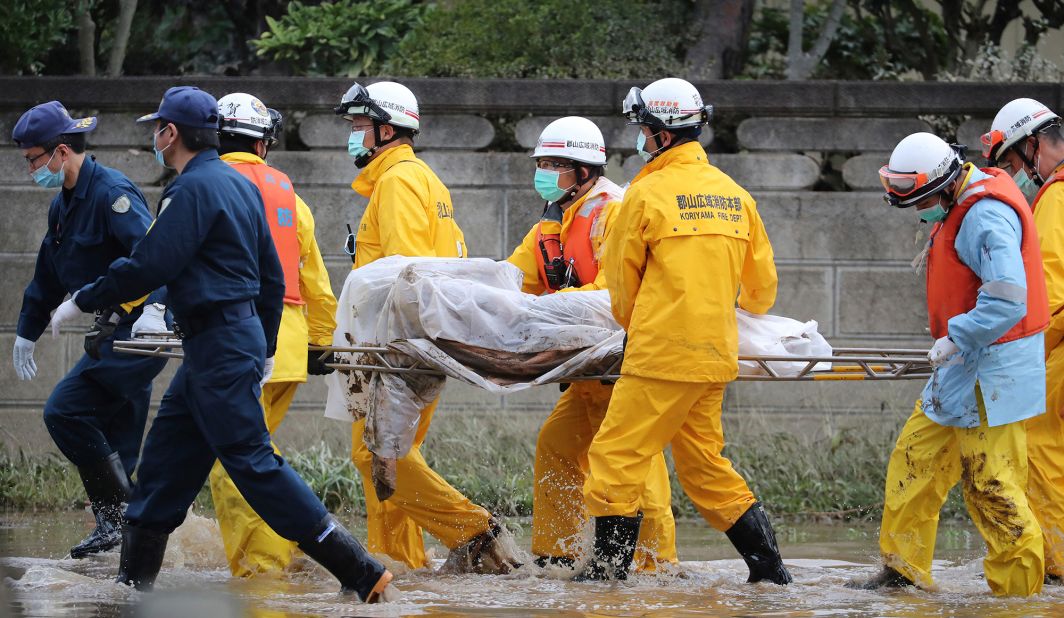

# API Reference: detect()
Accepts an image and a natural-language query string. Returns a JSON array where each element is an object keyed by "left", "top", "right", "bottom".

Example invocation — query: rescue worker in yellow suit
[
  {"left": 851, "top": 132, "right": 1047, "bottom": 597},
  {"left": 206, "top": 93, "right": 338, "bottom": 577},
  {"left": 577, "top": 78, "right": 791, "bottom": 584},
  {"left": 983, "top": 98, "right": 1064, "bottom": 584},
  {"left": 506, "top": 116, "right": 677, "bottom": 572},
  {"left": 337, "top": 81, "right": 520, "bottom": 573}
]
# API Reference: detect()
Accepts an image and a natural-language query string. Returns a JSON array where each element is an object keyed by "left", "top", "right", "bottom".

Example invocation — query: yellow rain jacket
[
  {"left": 351, "top": 144, "right": 466, "bottom": 267},
  {"left": 1028, "top": 169, "right": 1064, "bottom": 578},
  {"left": 210, "top": 152, "right": 337, "bottom": 577},
  {"left": 605, "top": 141, "right": 777, "bottom": 382}
]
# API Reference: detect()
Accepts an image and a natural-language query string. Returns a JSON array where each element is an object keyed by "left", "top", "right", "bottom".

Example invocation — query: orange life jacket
[
  {"left": 926, "top": 167, "right": 1048, "bottom": 343},
  {"left": 229, "top": 161, "right": 303, "bottom": 305},
  {"left": 1033, "top": 166, "right": 1064, "bottom": 210},
  {"left": 534, "top": 191, "right": 610, "bottom": 293}
]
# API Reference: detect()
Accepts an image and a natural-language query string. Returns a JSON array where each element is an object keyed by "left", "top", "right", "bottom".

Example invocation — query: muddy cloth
[
  {"left": 323, "top": 256, "right": 831, "bottom": 462},
  {"left": 880, "top": 396, "right": 1043, "bottom": 597}
]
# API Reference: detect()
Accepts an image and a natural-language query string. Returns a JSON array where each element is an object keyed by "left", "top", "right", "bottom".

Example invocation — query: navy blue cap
[
  {"left": 137, "top": 86, "right": 220, "bottom": 129},
  {"left": 11, "top": 101, "right": 97, "bottom": 148}
]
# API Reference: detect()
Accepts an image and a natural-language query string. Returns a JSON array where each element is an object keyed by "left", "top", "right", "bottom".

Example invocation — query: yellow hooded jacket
[
  {"left": 221, "top": 151, "right": 337, "bottom": 382},
  {"left": 604, "top": 141, "right": 777, "bottom": 382},
  {"left": 351, "top": 144, "right": 467, "bottom": 267}
]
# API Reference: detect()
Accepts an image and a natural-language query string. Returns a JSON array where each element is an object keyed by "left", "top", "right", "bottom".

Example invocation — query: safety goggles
[
  {"left": 980, "top": 129, "right": 1006, "bottom": 161},
  {"left": 265, "top": 108, "right": 283, "bottom": 145},
  {"left": 334, "top": 83, "right": 391, "bottom": 124},
  {"left": 878, "top": 167, "right": 935, "bottom": 198},
  {"left": 622, "top": 87, "right": 652, "bottom": 125}
]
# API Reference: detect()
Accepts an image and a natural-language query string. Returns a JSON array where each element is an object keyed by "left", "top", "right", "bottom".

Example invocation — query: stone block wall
[{"left": 2, "top": 77, "right": 1058, "bottom": 454}]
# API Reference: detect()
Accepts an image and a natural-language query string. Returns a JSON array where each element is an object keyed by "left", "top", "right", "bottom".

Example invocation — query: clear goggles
[
  {"left": 334, "top": 83, "right": 391, "bottom": 123},
  {"left": 980, "top": 129, "right": 1006, "bottom": 161}
]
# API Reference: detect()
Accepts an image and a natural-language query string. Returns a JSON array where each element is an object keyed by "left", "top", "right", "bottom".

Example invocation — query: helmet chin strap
[{"left": 354, "top": 120, "right": 403, "bottom": 169}]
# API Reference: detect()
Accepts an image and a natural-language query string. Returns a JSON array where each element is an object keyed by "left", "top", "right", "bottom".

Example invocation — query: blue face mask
[
  {"left": 534, "top": 168, "right": 569, "bottom": 202},
  {"left": 348, "top": 130, "right": 371, "bottom": 160},
  {"left": 30, "top": 149, "right": 64, "bottom": 189},
  {"left": 153, "top": 127, "right": 172, "bottom": 168},
  {"left": 1013, "top": 168, "right": 1040, "bottom": 204},
  {"left": 918, "top": 200, "right": 949, "bottom": 223},
  {"left": 636, "top": 131, "right": 661, "bottom": 162}
]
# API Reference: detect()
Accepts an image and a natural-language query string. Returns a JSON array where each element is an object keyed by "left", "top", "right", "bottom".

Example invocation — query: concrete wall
[{"left": 2, "top": 77, "right": 1056, "bottom": 454}]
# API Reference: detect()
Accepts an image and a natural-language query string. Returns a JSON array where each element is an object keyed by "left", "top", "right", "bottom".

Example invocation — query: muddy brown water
[{"left": 4, "top": 510, "right": 1064, "bottom": 617}]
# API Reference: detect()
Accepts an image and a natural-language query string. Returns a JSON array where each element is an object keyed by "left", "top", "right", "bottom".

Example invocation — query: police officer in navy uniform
[
  {"left": 48, "top": 86, "right": 395, "bottom": 602},
  {"left": 11, "top": 101, "right": 169, "bottom": 559}
]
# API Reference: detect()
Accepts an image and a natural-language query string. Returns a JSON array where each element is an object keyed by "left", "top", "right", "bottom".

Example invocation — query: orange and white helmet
[
  {"left": 981, "top": 98, "right": 1060, "bottom": 163},
  {"left": 622, "top": 77, "right": 713, "bottom": 130},
  {"left": 880, "top": 132, "right": 964, "bottom": 208},
  {"left": 334, "top": 81, "right": 420, "bottom": 133},
  {"left": 217, "top": 92, "right": 282, "bottom": 142},
  {"left": 531, "top": 117, "right": 607, "bottom": 166}
]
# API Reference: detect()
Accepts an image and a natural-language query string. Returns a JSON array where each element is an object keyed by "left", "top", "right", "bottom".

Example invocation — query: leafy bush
[
  {"left": 252, "top": 0, "right": 429, "bottom": 77},
  {"left": 0, "top": 0, "right": 74, "bottom": 75},
  {"left": 388, "top": 0, "right": 687, "bottom": 79}
]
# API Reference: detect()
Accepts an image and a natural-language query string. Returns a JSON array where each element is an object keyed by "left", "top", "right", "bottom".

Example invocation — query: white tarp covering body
[{"left": 324, "top": 256, "right": 832, "bottom": 470}]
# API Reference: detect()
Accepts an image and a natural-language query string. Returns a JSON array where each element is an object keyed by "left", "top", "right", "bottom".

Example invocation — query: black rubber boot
[
  {"left": 534, "top": 555, "right": 576, "bottom": 569},
  {"left": 116, "top": 525, "right": 169, "bottom": 590},
  {"left": 724, "top": 502, "right": 792, "bottom": 585},
  {"left": 845, "top": 566, "right": 913, "bottom": 590},
  {"left": 70, "top": 452, "right": 131, "bottom": 559},
  {"left": 573, "top": 513, "right": 643, "bottom": 582},
  {"left": 297, "top": 515, "right": 393, "bottom": 602}
]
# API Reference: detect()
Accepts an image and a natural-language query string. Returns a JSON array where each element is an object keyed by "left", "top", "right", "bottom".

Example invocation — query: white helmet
[
  {"left": 531, "top": 117, "right": 607, "bottom": 166},
  {"left": 982, "top": 97, "right": 1060, "bottom": 162},
  {"left": 880, "top": 132, "right": 964, "bottom": 207},
  {"left": 217, "top": 92, "right": 281, "bottom": 141},
  {"left": 622, "top": 77, "right": 713, "bottom": 130},
  {"left": 334, "top": 81, "right": 420, "bottom": 133}
]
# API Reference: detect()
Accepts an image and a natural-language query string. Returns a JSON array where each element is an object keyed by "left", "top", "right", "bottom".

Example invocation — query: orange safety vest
[
  {"left": 1033, "top": 166, "right": 1064, "bottom": 211},
  {"left": 534, "top": 192, "right": 610, "bottom": 292},
  {"left": 926, "top": 167, "right": 1048, "bottom": 343},
  {"left": 229, "top": 162, "right": 304, "bottom": 305}
]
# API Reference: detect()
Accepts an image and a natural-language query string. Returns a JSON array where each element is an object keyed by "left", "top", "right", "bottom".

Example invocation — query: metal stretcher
[{"left": 113, "top": 335, "right": 933, "bottom": 382}]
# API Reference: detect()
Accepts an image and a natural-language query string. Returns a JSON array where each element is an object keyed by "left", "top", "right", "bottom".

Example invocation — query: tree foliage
[
  {"left": 251, "top": 0, "right": 429, "bottom": 77},
  {"left": 387, "top": 0, "right": 688, "bottom": 79},
  {"left": 0, "top": 0, "right": 74, "bottom": 75}
]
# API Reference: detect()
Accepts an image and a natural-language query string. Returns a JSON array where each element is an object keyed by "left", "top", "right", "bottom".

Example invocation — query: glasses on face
[
  {"left": 25, "top": 147, "right": 57, "bottom": 171},
  {"left": 350, "top": 123, "right": 374, "bottom": 132},
  {"left": 536, "top": 160, "right": 574, "bottom": 171}
]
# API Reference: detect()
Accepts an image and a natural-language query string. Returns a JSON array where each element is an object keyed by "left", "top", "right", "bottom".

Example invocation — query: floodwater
[{"left": 4, "top": 510, "right": 1064, "bottom": 617}]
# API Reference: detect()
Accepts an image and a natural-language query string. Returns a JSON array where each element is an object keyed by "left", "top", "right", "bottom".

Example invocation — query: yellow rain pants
[
  {"left": 1028, "top": 340, "right": 1064, "bottom": 579},
  {"left": 208, "top": 382, "right": 300, "bottom": 577},
  {"left": 532, "top": 381, "right": 677, "bottom": 569},
  {"left": 584, "top": 376, "right": 755, "bottom": 532},
  {"left": 880, "top": 396, "right": 1043, "bottom": 597},
  {"left": 351, "top": 400, "right": 492, "bottom": 569}
]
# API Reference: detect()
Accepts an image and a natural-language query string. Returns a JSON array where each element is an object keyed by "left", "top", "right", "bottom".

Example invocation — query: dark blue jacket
[
  {"left": 75, "top": 150, "right": 285, "bottom": 356},
  {"left": 18, "top": 156, "right": 157, "bottom": 341}
]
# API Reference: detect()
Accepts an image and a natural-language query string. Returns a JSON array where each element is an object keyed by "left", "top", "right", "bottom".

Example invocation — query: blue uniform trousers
[
  {"left": 124, "top": 312, "right": 327, "bottom": 539},
  {"left": 43, "top": 321, "right": 166, "bottom": 476}
]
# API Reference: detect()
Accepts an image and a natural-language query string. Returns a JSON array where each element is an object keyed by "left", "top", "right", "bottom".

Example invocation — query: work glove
[
  {"left": 131, "top": 303, "right": 167, "bottom": 337},
  {"left": 13, "top": 336, "right": 37, "bottom": 381},
  {"left": 928, "top": 336, "right": 962, "bottom": 367},
  {"left": 48, "top": 293, "right": 88, "bottom": 337},
  {"left": 260, "top": 356, "right": 275, "bottom": 387},
  {"left": 307, "top": 347, "right": 336, "bottom": 375},
  {"left": 84, "top": 307, "right": 127, "bottom": 361}
]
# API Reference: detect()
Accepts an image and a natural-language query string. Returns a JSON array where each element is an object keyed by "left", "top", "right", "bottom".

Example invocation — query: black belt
[{"left": 173, "top": 300, "right": 256, "bottom": 339}]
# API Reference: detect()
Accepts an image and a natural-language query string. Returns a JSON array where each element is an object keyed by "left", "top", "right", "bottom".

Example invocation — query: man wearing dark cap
[
  {"left": 11, "top": 101, "right": 169, "bottom": 559},
  {"left": 48, "top": 86, "right": 395, "bottom": 602}
]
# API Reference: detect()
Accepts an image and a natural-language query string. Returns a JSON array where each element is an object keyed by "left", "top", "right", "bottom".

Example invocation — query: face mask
[
  {"left": 918, "top": 200, "right": 949, "bottom": 223},
  {"left": 534, "top": 168, "right": 569, "bottom": 202},
  {"left": 636, "top": 131, "right": 665, "bottom": 162},
  {"left": 30, "top": 149, "right": 64, "bottom": 189},
  {"left": 1013, "top": 167, "right": 1040, "bottom": 203},
  {"left": 348, "top": 131, "right": 371, "bottom": 160},
  {"left": 153, "top": 127, "right": 172, "bottom": 168}
]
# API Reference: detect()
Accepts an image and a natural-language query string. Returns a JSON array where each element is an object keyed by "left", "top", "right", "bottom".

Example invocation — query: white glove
[
  {"left": 260, "top": 356, "right": 275, "bottom": 387},
  {"left": 48, "top": 293, "right": 88, "bottom": 338},
  {"left": 132, "top": 304, "right": 167, "bottom": 337},
  {"left": 928, "top": 336, "right": 962, "bottom": 367},
  {"left": 13, "top": 336, "right": 37, "bottom": 381}
]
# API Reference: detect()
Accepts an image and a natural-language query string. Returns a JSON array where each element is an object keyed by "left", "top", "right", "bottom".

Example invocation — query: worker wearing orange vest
[
  {"left": 853, "top": 132, "right": 1047, "bottom": 597},
  {"left": 336, "top": 81, "right": 520, "bottom": 574},
  {"left": 207, "top": 93, "right": 339, "bottom": 577},
  {"left": 506, "top": 117, "right": 677, "bottom": 573},
  {"left": 984, "top": 98, "right": 1064, "bottom": 584}
]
